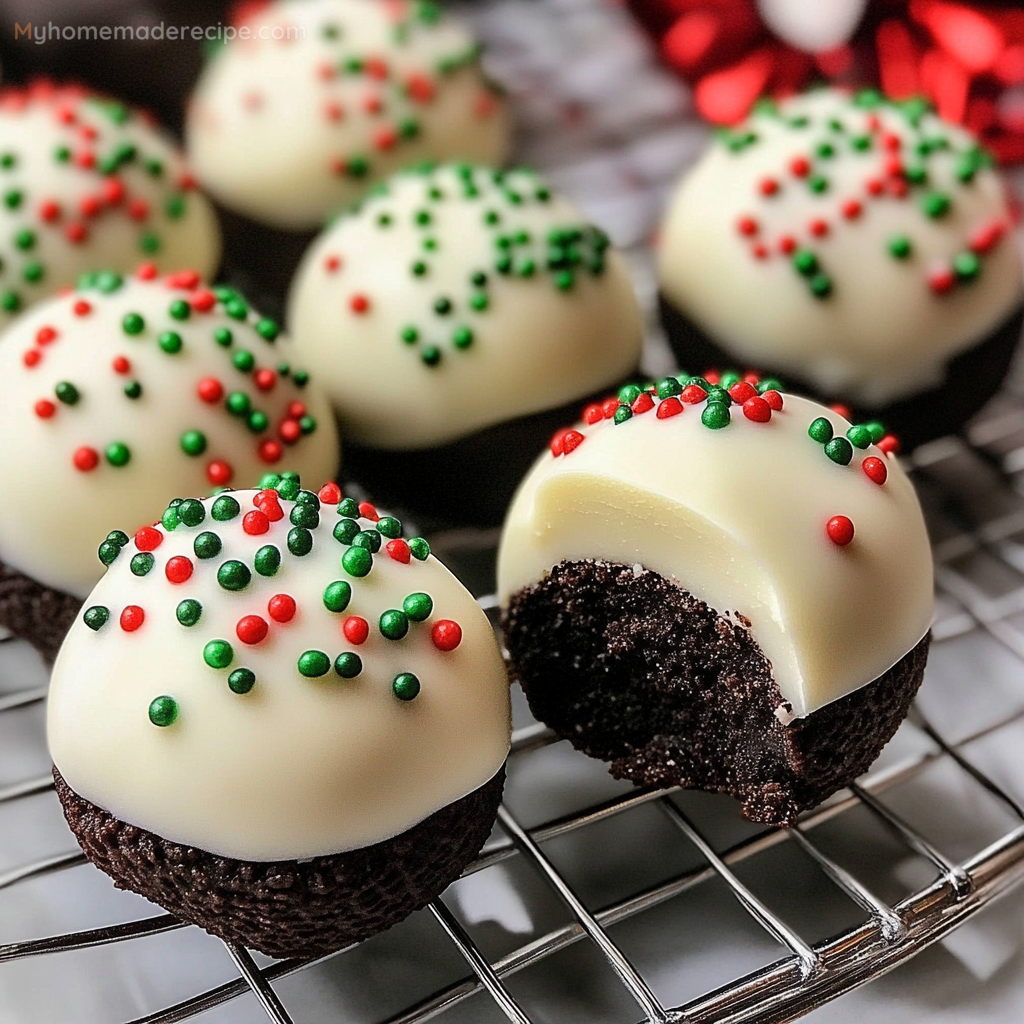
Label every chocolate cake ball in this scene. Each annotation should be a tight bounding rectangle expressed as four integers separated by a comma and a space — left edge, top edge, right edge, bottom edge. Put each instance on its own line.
0, 81, 221, 320
186, 0, 509, 304
49, 477, 511, 958
0, 268, 339, 660
287, 163, 644, 526
658, 89, 1024, 450
499, 375, 934, 825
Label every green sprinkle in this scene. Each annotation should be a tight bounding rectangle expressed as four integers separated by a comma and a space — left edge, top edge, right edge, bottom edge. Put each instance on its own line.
846, 425, 872, 449
228, 669, 256, 694
618, 384, 643, 404
212, 495, 240, 521
851, 134, 872, 152
706, 387, 731, 406
203, 639, 234, 669
4, 189, 22, 208
122, 312, 145, 335
105, 442, 131, 467
124, 381, 142, 399
214, 327, 233, 347
98, 541, 121, 565
168, 299, 190, 321
22, 262, 43, 284
866, 421, 885, 443
224, 298, 249, 321
808, 175, 829, 194
1, 290, 20, 313
613, 404, 632, 425
177, 499, 205, 527
809, 274, 833, 298
290, 503, 320, 529
161, 506, 180, 531
180, 430, 207, 456
334, 518, 361, 545
808, 417, 833, 444
403, 592, 433, 621
380, 609, 410, 640
888, 235, 913, 259
334, 652, 362, 679
255, 318, 279, 342
323, 580, 352, 613
470, 293, 489, 311
233, 349, 255, 372
656, 377, 682, 399
719, 372, 741, 389
83, 606, 109, 631
352, 530, 381, 553
701, 403, 731, 429
14, 228, 34, 250
375, 516, 401, 539
400, 325, 418, 345
218, 560, 251, 591
409, 537, 430, 561
343, 546, 372, 577
338, 497, 359, 517
176, 599, 202, 627
247, 410, 269, 433
555, 270, 574, 291
148, 696, 178, 727
421, 345, 441, 366
921, 192, 951, 219
825, 437, 854, 465
434, 296, 452, 315
278, 477, 300, 501
453, 326, 474, 349
193, 531, 222, 559
816, 142, 835, 159
757, 377, 782, 395
288, 527, 314, 556
793, 250, 818, 276
254, 545, 281, 577
953, 251, 980, 281
298, 650, 331, 677
226, 392, 251, 417
393, 672, 421, 701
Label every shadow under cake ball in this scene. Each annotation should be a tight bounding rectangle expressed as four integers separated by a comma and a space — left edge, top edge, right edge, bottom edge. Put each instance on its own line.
0, 81, 221, 319
657, 88, 1024, 450
287, 163, 644, 526
0, 268, 339, 660
48, 477, 511, 959
499, 377, 933, 825
185, 0, 509, 304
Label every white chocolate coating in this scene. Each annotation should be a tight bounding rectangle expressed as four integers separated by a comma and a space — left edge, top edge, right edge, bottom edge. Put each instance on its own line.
48, 488, 511, 860
186, 0, 509, 230
497, 389, 934, 719
0, 82, 220, 319
287, 164, 644, 448
0, 273, 339, 599
658, 89, 1024, 405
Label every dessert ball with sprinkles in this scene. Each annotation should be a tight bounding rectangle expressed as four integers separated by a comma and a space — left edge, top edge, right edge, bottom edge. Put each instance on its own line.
499, 374, 933, 825
186, 0, 508, 232
0, 81, 221, 320
657, 88, 1024, 449
0, 267, 339, 660
48, 477, 511, 958
288, 163, 643, 525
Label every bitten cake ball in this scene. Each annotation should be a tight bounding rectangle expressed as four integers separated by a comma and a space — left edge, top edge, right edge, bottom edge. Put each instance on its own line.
499, 374, 934, 825
185, 0, 509, 231
0, 81, 221, 318
0, 268, 339, 659
288, 163, 643, 525
49, 477, 511, 958
658, 89, 1024, 449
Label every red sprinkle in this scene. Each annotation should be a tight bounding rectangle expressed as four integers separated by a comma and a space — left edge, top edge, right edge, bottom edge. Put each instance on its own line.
318, 482, 343, 504
207, 460, 233, 486
779, 235, 797, 255
101, 178, 125, 205
23, 350, 41, 367
826, 515, 855, 546
881, 132, 902, 152
279, 419, 301, 444
358, 501, 380, 522
135, 527, 163, 551
287, 401, 306, 419
259, 440, 283, 463
73, 446, 99, 471
862, 456, 888, 485
72, 300, 92, 317
681, 384, 708, 404
631, 393, 654, 416
254, 489, 284, 521
38, 199, 61, 222
343, 616, 370, 645
36, 326, 58, 345
877, 434, 900, 456
267, 594, 297, 624
752, 243, 769, 259
112, 356, 130, 374
136, 263, 159, 280
34, 399, 56, 418
243, 510, 270, 535
830, 403, 852, 420
969, 221, 1005, 254
736, 215, 758, 236
928, 265, 956, 294
841, 199, 862, 219
602, 396, 619, 419
197, 377, 224, 403
582, 403, 603, 425
120, 605, 145, 632
865, 178, 884, 196
762, 390, 784, 411
128, 199, 149, 221
254, 369, 276, 391
324, 254, 342, 273
759, 177, 780, 196
728, 381, 757, 404
789, 156, 811, 177
743, 396, 772, 422
65, 221, 87, 244
166, 270, 201, 290
349, 293, 370, 314
165, 556, 194, 584
80, 195, 101, 218
656, 397, 683, 419
386, 538, 411, 563
431, 620, 463, 652
191, 290, 216, 312
236, 615, 270, 645
705, 370, 720, 385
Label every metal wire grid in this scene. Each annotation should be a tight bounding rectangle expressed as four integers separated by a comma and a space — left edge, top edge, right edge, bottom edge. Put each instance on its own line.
2, 384, 1024, 1023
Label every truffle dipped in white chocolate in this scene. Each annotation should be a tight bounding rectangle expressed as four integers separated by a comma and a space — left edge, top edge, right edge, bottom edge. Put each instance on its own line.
287, 164, 644, 449
658, 89, 1023, 406
186, 0, 509, 231
0, 269, 339, 600
0, 82, 221, 319
498, 376, 933, 720
48, 481, 511, 861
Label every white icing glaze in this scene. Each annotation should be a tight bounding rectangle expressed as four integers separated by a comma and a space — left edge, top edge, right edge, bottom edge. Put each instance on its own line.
497, 389, 934, 718
0, 82, 220, 319
0, 273, 339, 599
48, 487, 511, 860
186, 0, 509, 230
658, 89, 1024, 405
287, 164, 644, 448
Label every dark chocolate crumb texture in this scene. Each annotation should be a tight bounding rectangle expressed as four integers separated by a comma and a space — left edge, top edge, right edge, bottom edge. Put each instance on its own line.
657, 88, 1023, 415
48, 474, 511, 954
498, 373, 934, 824
0, 268, 339, 652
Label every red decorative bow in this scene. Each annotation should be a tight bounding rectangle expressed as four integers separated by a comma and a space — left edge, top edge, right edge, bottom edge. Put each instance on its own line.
628, 0, 1024, 163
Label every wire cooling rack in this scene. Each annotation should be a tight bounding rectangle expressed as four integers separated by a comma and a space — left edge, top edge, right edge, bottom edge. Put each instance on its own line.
4, 382, 1024, 1024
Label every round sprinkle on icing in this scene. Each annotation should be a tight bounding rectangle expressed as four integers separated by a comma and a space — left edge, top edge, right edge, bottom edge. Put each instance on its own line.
83, 605, 109, 631
826, 515, 856, 546
334, 652, 362, 678
176, 598, 203, 627
298, 650, 331, 677
431, 619, 463, 651
392, 672, 421, 701
228, 668, 256, 694
203, 639, 234, 669
148, 695, 178, 727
